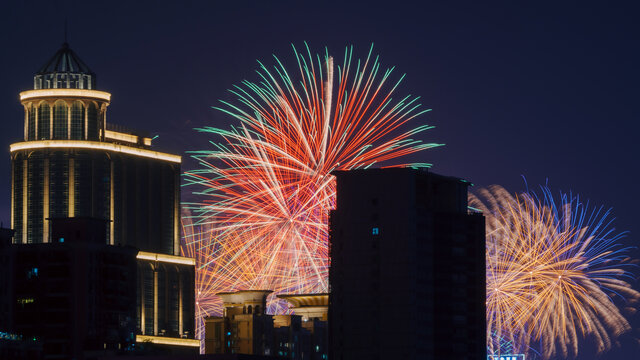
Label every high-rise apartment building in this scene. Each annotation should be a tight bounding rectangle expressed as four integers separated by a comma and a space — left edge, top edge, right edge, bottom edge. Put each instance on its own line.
329, 168, 486, 360
2, 42, 198, 357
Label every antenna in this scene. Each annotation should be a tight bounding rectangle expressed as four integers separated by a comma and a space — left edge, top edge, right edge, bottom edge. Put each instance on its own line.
64, 19, 68, 44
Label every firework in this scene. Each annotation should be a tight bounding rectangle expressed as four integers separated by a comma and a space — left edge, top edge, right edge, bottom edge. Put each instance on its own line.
183, 44, 441, 314
180, 213, 221, 351
472, 185, 639, 359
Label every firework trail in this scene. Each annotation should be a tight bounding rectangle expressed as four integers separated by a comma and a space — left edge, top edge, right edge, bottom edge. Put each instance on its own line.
180, 212, 273, 351
180, 214, 221, 352
471, 185, 639, 359
182, 43, 441, 314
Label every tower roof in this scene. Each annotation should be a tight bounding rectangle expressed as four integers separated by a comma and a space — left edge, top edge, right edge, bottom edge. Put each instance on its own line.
34, 43, 96, 90
36, 42, 94, 76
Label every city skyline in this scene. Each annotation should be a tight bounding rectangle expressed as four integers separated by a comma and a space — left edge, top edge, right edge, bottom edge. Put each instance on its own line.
0, 1, 639, 359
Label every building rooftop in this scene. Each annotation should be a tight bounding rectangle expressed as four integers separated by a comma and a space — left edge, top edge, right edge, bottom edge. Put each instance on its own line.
277, 293, 328, 308
216, 290, 273, 306
36, 42, 94, 76
34, 42, 96, 90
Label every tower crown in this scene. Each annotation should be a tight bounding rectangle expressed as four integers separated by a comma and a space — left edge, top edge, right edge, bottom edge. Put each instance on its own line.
34, 43, 95, 90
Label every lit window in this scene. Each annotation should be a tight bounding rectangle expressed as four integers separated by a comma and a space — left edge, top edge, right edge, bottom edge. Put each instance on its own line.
372, 227, 379, 235
59, 237, 64, 243
17, 298, 34, 306
27, 268, 38, 279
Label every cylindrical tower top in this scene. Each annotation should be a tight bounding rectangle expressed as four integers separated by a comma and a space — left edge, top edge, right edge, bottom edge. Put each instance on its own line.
34, 43, 95, 90
22, 43, 108, 141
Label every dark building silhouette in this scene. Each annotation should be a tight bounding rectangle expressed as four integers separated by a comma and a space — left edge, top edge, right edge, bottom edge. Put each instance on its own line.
329, 168, 486, 360
1, 43, 199, 358
0, 330, 43, 360
0, 227, 16, 340
0, 227, 14, 244
276, 294, 328, 360
1, 218, 137, 358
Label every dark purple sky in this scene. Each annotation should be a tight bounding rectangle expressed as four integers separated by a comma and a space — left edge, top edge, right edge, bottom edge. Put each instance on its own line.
1, 1, 639, 358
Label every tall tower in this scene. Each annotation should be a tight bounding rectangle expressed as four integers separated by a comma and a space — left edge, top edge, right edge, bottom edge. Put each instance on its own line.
8, 42, 197, 351
11, 42, 181, 255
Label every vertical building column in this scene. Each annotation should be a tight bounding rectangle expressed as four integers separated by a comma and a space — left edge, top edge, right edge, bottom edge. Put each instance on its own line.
84, 102, 88, 140
140, 268, 146, 335
69, 158, 75, 217
43, 158, 49, 243
102, 106, 107, 140
179, 272, 184, 336
10, 157, 14, 236
99, 107, 104, 140
154, 268, 159, 335
122, 163, 127, 245
174, 169, 180, 255
34, 106, 38, 140
24, 105, 28, 140
110, 161, 114, 245
67, 102, 71, 139
22, 159, 27, 244
49, 105, 53, 139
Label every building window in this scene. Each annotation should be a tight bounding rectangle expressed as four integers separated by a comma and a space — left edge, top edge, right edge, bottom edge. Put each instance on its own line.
53, 102, 68, 139
70, 102, 84, 139
87, 103, 98, 140
27, 267, 39, 279
37, 103, 50, 140
27, 104, 36, 140
372, 227, 379, 235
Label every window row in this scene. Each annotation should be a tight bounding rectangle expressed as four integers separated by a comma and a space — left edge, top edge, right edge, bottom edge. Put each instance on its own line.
34, 73, 94, 90
25, 101, 100, 141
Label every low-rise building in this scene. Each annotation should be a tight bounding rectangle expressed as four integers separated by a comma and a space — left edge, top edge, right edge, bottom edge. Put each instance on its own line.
204, 291, 328, 360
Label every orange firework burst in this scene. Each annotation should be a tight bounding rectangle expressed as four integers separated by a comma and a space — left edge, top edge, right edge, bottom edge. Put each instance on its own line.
183, 44, 441, 316
180, 214, 220, 350
472, 185, 640, 359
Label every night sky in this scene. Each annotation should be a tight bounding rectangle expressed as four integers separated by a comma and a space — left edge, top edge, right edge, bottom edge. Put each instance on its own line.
1, 1, 639, 358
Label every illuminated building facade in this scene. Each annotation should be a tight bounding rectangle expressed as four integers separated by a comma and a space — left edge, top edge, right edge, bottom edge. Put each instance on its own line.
205, 290, 274, 356
204, 291, 328, 359
134, 252, 196, 342
329, 168, 486, 360
3, 42, 197, 357
12, 45, 180, 252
